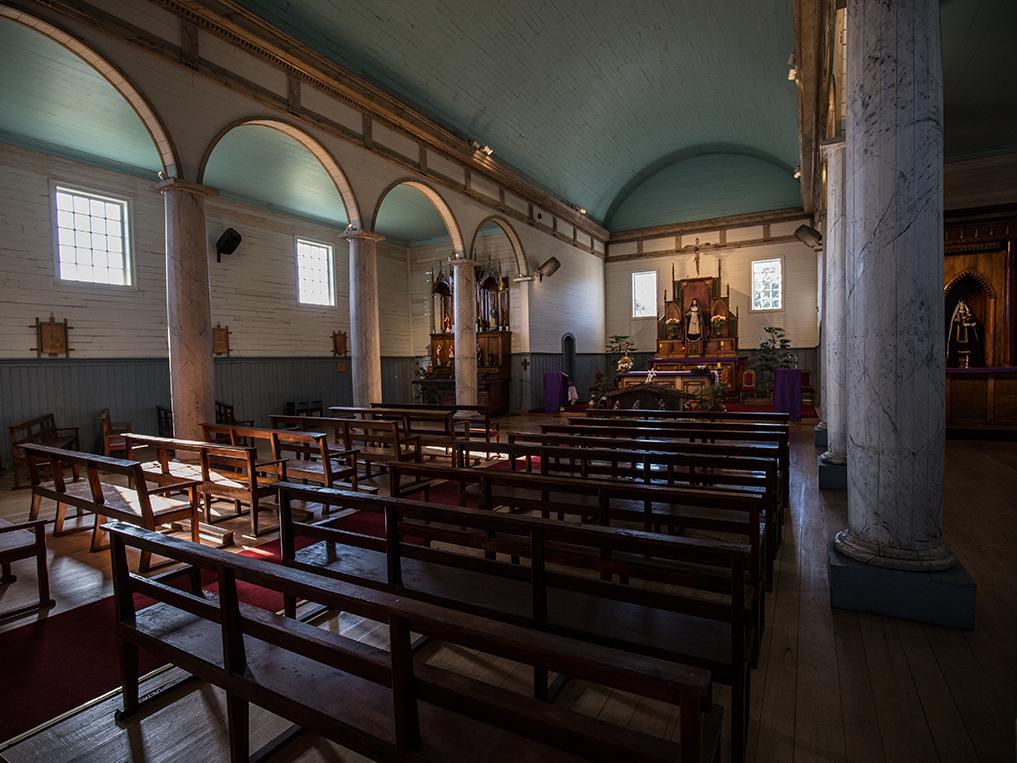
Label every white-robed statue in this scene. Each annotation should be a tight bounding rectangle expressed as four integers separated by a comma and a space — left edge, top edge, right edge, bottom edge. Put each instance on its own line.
685, 298, 704, 342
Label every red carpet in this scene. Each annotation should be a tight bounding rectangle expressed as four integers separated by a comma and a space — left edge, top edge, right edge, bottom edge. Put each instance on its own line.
724, 401, 818, 418
0, 511, 378, 743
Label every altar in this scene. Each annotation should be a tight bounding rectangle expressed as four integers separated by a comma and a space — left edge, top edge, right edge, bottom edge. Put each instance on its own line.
650, 269, 745, 392
617, 369, 715, 395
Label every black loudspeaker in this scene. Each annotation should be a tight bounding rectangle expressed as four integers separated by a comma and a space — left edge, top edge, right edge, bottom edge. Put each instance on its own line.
216, 228, 242, 263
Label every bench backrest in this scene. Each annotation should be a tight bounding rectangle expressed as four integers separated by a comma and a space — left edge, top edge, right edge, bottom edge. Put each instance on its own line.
338, 418, 413, 452
124, 433, 258, 482
156, 406, 174, 437
575, 416, 789, 434
201, 422, 330, 461
214, 400, 240, 424
588, 408, 790, 424
108, 521, 714, 762
8, 413, 59, 446
330, 406, 454, 437
18, 443, 159, 521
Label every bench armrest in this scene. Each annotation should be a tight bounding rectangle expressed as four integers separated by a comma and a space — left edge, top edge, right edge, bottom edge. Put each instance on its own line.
327, 447, 360, 458
255, 458, 287, 468
148, 479, 202, 495
0, 519, 46, 535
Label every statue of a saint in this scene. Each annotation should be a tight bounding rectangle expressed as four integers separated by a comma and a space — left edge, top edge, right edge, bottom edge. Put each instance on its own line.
685, 298, 705, 342
946, 299, 985, 368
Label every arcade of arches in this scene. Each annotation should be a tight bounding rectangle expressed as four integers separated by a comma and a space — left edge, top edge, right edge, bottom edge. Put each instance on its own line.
0, 1, 1014, 761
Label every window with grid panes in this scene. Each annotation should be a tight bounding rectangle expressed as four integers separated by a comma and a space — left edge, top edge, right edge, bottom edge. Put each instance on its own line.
54, 187, 131, 286
296, 238, 335, 306
751, 258, 783, 311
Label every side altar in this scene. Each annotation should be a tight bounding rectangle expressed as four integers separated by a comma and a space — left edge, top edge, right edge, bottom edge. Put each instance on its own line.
620, 269, 745, 393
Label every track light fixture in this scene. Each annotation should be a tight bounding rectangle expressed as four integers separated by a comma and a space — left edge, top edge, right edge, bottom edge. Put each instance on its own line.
793, 166, 802, 179
787, 53, 798, 81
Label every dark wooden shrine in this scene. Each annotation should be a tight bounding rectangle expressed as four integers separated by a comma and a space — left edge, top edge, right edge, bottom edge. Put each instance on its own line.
943, 205, 1017, 433
414, 261, 512, 414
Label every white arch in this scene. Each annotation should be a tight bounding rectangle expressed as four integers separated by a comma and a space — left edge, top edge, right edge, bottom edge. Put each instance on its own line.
197, 117, 362, 228
470, 215, 528, 274
0, 5, 180, 177
372, 178, 466, 255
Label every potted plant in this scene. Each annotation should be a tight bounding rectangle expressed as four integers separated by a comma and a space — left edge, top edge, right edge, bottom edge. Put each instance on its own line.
753, 326, 796, 396
693, 382, 727, 412
607, 335, 637, 373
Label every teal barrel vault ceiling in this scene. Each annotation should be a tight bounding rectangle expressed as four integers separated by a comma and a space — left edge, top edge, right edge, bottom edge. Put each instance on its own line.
0, 17, 162, 175
203, 124, 349, 227
233, 0, 801, 225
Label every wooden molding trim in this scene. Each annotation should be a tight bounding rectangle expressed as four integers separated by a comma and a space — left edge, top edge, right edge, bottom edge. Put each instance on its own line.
608, 207, 808, 243
606, 234, 802, 263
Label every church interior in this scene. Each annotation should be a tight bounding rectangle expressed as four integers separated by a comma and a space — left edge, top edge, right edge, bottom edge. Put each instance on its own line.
0, 0, 1015, 761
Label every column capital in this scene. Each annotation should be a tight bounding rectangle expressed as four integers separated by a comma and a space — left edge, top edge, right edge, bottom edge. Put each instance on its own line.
448, 254, 472, 266
343, 226, 385, 243
819, 137, 846, 158
153, 178, 217, 199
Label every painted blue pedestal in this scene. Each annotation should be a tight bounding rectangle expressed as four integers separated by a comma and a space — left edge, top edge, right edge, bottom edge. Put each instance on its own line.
828, 538, 976, 629
814, 426, 828, 448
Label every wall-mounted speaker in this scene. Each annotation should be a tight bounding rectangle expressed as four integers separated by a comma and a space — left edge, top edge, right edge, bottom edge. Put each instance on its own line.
216, 228, 242, 263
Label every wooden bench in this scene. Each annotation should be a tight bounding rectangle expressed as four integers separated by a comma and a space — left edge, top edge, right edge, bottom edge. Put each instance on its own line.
325, 417, 421, 479
330, 405, 457, 451
451, 438, 783, 573
587, 408, 790, 424
20, 443, 200, 571
0, 517, 54, 621
370, 402, 500, 447
538, 422, 790, 508
99, 408, 131, 458
388, 461, 769, 620
8, 414, 80, 490
123, 433, 270, 547
109, 521, 722, 763
277, 482, 745, 760
200, 423, 361, 534
156, 405, 174, 437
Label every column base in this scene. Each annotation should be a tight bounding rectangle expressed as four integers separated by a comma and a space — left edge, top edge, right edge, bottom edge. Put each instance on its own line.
829, 535, 975, 628
814, 423, 828, 449
817, 452, 846, 490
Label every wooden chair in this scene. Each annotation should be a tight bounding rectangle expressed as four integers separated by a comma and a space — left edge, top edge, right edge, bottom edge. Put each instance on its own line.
0, 517, 54, 621
8, 414, 79, 490
109, 521, 721, 763
801, 370, 816, 407
99, 408, 132, 458
214, 401, 254, 427
740, 369, 757, 401
156, 406, 174, 437
20, 443, 200, 571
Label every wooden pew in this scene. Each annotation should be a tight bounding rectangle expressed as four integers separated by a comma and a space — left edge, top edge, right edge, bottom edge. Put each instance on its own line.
587, 408, 790, 424
0, 517, 54, 621
275, 482, 744, 760
370, 401, 500, 447
109, 521, 723, 763
326, 417, 422, 479
538, 422, 790, 510
387, 461, 769, 613
99, 408, 131, 458
329, 405, 457, 451
200, 423, 360, 533
20, 443, 199, 571
8, 414, 80, 490
450, 439, 783, 572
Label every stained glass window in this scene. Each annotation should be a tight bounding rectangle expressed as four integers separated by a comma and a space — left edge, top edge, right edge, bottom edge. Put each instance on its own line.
54, 187, 131, 286
751, 259, 783, 311
632, 271, 657, 318
297, 239, 335, 306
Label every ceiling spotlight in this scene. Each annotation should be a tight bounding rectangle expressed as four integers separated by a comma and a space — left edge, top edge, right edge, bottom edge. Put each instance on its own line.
794, 224, 823, 249
787, 53, 798, 81
578, 208, 587, 215
792, 166, 802, 179
481, 145, 494, 156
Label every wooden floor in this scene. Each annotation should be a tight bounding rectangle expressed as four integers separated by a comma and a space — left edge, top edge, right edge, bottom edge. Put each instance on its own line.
0, 417, 1014, 762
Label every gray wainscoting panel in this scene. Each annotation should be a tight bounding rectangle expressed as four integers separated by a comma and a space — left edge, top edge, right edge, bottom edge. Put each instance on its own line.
0, 358, 171, 467
0, 355, 424, 468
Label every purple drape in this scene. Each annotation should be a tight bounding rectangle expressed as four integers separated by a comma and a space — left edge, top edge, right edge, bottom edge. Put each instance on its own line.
544, 372, 565, 413
773, 368, 802, 421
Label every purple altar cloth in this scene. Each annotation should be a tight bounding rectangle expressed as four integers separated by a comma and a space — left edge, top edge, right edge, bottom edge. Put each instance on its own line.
773, 368, 802, 421
544, 371, 565, 413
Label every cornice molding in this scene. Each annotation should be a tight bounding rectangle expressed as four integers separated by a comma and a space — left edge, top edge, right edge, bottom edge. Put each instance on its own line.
608, 207, 808, 244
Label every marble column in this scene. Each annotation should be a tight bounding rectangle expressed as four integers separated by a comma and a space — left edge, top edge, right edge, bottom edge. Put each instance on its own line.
346, 230, 384, 407
820, 141, 847, 466
835, 0, 953, 570
157, 179, 215, 442
450, 257, 478, 406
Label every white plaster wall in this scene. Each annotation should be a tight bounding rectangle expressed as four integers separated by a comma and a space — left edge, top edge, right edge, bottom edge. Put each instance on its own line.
605, 238, 819, 353
0, 143, 413, 358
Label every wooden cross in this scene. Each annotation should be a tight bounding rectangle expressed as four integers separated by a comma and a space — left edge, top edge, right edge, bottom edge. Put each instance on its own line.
521, 358, 530, 370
